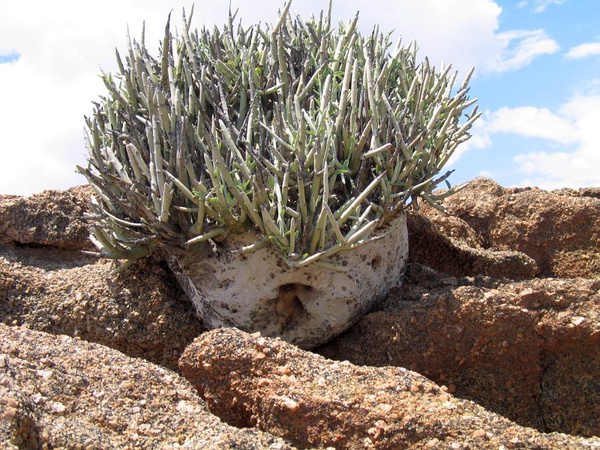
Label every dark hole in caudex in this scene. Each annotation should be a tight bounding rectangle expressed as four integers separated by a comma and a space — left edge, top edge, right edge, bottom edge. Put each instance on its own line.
371, 256, 382, 270
274, 283, 312, 322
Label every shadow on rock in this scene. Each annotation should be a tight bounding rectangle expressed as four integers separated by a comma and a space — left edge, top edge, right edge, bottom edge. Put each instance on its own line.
2, 180, 600, 446
318, 263, 600, 437
180, 327, 599, 449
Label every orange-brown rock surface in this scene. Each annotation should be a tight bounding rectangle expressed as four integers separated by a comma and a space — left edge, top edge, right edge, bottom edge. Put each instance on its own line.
318, 264, 600, 437
0, 324, 292, 449
180, 327, 598, 449
0, 238, 204, 373
1, 178, 599, 448
419, 177, 600, 278
0, 187, 91, 250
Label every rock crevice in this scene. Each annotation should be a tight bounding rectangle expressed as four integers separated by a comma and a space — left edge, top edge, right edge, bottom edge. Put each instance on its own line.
1, 179, 599, 448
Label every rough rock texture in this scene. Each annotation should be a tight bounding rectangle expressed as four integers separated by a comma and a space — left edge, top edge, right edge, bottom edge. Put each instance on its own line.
319, 263, 600, 437
406, 210, 538, 279
0, 245, 204, 372
1, 180, 600, 448
0, 324, 294, 449
423, 177, 600, 278
0, 187, 92, 250
180, 327, 599, 449
0, 188, 204, 372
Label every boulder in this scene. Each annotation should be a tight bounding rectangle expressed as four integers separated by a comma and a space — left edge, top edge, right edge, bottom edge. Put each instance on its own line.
319, 263, 600, 437
0, 243, 204, 372
0, 324, 293, 449
180, 327, 599, 449
406, 211, 538, 279
0, 181, 204, 372
425, 177, 600, 278
0, 187, 92, 250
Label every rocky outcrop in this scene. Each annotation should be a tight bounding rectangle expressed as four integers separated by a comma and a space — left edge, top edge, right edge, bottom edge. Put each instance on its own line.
0, 186, 92, 250
1, 180, 599, 448
0, 324, 293, 449
0, 246, 204, 372
179, 327, 598, 449
406, 210, 538, 279
1, 187, 204, 372
318, 263, 600, 437
422, 177, 600, 278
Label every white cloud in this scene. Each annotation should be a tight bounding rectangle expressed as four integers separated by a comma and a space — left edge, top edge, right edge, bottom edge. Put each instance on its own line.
483, 96, 600, 189
489, 29, 559, 72
345, 0, 503, 76
0, 0, 563, 195
484, 106, 579, 144
565, 42, 600, 59
0, 0, 233, 196
0, 61, 98, 195
518, 0, 565, 13
447, 117, 492, 167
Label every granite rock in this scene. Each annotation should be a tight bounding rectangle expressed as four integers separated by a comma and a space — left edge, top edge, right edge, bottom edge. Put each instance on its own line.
425, 177, 600, 278
0, 324, 294, 449
1, 181, 599, 448
318, 263, 600, 437
0, 187, 92, 250
180, 327, 599, 449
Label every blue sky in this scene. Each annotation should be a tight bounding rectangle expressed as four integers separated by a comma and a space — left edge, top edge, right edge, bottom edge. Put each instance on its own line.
1, 0, 599, 195
462, 0, 600, 188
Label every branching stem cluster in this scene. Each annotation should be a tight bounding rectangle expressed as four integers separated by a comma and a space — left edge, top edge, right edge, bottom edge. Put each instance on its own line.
79, 1, 481, 271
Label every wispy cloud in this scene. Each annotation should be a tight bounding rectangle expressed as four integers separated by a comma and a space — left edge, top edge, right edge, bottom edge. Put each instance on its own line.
518, 0, 565, 13
565, 42, 600, 59
513, 95, 600, 188
490, 29, 559, 72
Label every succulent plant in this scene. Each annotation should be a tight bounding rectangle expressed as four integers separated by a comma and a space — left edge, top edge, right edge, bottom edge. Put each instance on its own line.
78, 1, 481, 273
